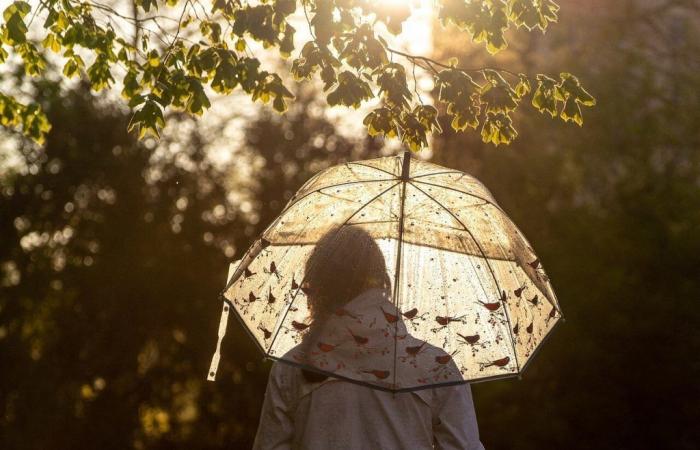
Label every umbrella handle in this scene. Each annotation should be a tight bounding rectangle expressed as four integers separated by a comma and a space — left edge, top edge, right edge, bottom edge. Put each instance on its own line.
208, 297, 231, 381
208, 260, 241, 381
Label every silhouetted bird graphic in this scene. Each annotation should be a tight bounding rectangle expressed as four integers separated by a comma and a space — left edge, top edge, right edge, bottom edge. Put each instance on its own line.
266, 261, 280, 279
291, 320, 310, 331
435, 354, 453, 365
457, 333, 480, 344
362, 369, 390, 379
334, 307, 359, 319
258, 325, 272, 340
402, 308, 419, 319
405, 342, 427, 356
381, 307, 399, 324
478, 300, 501, 311
347, 328, 369, 345
317, 342, 336, 352
481, 357, 510, 369
435, 315, 465, 326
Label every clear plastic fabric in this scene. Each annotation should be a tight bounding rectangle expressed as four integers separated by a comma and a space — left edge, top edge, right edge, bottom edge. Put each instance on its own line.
219, 153, 562, 392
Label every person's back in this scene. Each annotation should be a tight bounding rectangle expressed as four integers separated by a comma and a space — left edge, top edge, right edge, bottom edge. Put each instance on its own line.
253, 361, 485, 450
252, 226, 485, 449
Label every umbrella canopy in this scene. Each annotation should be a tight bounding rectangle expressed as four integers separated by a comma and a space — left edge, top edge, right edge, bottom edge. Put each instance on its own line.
208, 152, 562, 392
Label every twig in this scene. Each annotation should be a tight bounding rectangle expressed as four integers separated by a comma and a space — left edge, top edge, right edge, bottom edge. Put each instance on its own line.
386, 46, 520, 78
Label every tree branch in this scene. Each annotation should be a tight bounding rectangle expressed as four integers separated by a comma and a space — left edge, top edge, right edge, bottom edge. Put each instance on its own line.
386, 47, 520, 78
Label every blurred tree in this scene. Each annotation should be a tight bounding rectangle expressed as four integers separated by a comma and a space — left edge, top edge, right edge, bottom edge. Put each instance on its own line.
236, 86, 381, 230
0, 75, 374, 448
2, 1, 698, 449
0, 76, 254, 449
0, 0, 592, 149
431, 1, 700, 449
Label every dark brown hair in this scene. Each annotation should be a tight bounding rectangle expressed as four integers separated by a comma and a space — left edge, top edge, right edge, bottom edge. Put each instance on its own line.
300, 225, 391, 382
303, 225, 391, 320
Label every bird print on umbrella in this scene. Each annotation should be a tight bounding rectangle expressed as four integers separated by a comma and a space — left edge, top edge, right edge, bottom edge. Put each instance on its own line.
207, 152, 563, 391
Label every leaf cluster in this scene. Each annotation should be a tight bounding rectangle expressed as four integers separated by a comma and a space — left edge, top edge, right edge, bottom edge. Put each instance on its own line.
0, 0, 594, 148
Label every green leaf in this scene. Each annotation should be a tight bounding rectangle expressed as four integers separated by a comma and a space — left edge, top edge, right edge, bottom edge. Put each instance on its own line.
414, 104, 442, 134
560, 96, 582, 126
557, 73, 595, 125
326, 71, 372, 108
62, 59, 78, 78
0, 93, 51, 144
515, 73, 531, 98
272, 95, 287, 112
375, 63, 411, 108
531, 74, 559, 117
41, 33, 61, 53
87, 54, 115, 91
17, 43, 46, 76
136, 0, 159, 13
185, 80, 211, 115
4, 7, 29, 45
128, 99, 165, 139
128, 94, 146, 108
147, 50, 160, 68
436, 68, 482, 131
480, 69, 519, 113
508, 0, 559, 31
363, 107, 397, 138
481, 111, 517, 146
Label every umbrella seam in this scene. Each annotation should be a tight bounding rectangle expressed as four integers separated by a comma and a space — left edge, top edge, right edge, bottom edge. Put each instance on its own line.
410, 170, 464, 179
347, 161, 399, 178
412, 179, 504, 214
278, 178, 395, 217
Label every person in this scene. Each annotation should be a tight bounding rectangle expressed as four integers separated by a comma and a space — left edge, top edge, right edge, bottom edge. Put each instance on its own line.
253, 226, 485, 450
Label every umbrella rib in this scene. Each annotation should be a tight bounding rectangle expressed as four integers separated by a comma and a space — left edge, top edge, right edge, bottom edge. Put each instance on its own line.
409, 170, 463, 179
278, 178, 394, 216
315, 191, 400, 222
316, 190, 368, 206
222, 179, 354, 294
481, 212, 557, 310
266, 181, 401, 354
412, 180, 506, 214
347, 161, 399, 178
421, 179, 559, 311
409, 182, 521, 373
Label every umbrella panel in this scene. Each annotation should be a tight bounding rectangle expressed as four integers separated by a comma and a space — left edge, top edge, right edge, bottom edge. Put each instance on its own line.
215, 154, 562, 391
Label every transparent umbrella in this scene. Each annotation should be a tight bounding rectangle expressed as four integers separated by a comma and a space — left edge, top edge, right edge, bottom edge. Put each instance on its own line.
208, 152, 562, 392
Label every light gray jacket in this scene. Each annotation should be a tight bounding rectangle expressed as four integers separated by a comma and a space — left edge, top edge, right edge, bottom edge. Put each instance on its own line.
252, 361, 486, 450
